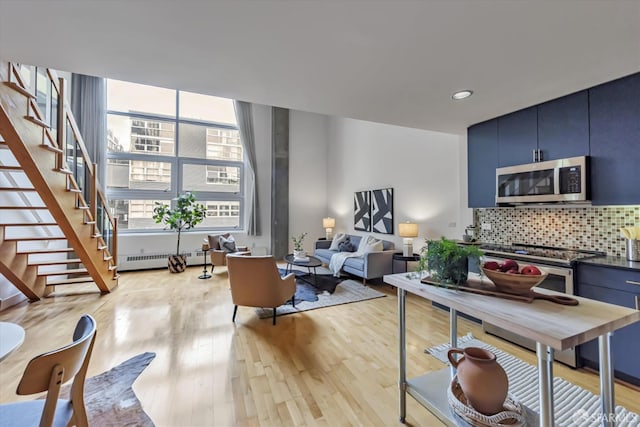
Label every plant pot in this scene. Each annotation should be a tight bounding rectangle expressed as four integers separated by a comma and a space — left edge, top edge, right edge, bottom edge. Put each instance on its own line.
428, 253, 469, 285
168, 255, 187, 273
293, 250, 307, 259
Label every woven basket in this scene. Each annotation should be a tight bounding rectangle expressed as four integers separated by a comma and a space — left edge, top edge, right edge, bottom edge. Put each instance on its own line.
447, 375, 527, 427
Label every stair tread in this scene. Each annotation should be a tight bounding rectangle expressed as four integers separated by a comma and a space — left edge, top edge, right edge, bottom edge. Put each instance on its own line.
46, 276, 94, 286
38, 267, 88, 276
4, 236, 66, 241
0, 186, 36, 191
24, 115, 50, 128
40, 144, 63, 153
18, 248, 74, 254
0, 206, 48, 210
3, 81, 36, 99
0, 165, 22, 171
29, 258, 82, 266
4, 222, 58, 226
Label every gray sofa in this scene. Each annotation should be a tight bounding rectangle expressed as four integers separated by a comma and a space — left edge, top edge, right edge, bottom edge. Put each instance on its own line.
314, 234, 395, 282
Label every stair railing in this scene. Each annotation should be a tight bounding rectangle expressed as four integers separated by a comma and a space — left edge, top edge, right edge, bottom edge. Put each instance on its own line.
9, 62, 118, 274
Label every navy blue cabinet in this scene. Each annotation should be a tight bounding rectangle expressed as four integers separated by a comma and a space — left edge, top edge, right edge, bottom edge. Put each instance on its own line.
589, 73, 640, 205
577, 264, 640, 386
537, 90, 590, 161
467, 119, 498, 208
497, 107, 538, 167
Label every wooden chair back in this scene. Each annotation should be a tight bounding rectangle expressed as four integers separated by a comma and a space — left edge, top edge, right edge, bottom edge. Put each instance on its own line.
16, 315, 97, 427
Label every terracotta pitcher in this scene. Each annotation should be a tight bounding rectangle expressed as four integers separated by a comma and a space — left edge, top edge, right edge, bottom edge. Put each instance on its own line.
447, 347, 509, 415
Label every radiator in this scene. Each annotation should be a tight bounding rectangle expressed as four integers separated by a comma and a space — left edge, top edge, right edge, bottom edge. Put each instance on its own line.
118, 250, 207, 271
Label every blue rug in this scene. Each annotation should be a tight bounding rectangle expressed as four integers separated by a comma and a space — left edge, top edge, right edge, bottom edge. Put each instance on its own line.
278, 268, 343, 302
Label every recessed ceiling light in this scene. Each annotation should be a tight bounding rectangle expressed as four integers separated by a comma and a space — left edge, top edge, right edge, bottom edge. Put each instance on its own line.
452, 90, 473, 100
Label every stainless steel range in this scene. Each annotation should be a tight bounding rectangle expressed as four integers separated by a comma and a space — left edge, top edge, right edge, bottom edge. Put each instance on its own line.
477, 243, 604, 367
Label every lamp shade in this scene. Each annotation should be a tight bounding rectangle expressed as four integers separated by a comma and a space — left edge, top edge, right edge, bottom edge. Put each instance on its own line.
322, 217, 336, 229
398, 222, 418, 238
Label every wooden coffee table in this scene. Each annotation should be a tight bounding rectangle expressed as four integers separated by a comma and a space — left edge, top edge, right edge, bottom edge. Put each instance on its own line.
284, 254, 322, 285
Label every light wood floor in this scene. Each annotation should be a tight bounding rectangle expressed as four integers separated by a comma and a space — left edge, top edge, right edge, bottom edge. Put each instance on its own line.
0, 266, 638, 426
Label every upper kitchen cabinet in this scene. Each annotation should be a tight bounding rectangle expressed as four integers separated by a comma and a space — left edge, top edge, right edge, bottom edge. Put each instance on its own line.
537, 90, 589, 161
497, 93, 590, 168
497, 106, 537, 167
468, 119, 498, 208
589, 73, 640, 205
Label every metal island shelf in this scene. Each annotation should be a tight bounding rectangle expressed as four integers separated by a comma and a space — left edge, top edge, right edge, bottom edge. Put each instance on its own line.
383, 272, 640, 427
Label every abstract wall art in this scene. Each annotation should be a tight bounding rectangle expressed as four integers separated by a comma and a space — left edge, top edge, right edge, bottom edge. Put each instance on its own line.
354, 190, 371, 231
371, 188, 394, 234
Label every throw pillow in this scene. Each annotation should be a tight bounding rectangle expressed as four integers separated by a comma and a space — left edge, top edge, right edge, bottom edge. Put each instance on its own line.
364, 238, 384, 253
338, 239, 356, 252
219, 235, 236, 253
357, 235, 383, 254
329, 233, 348, 251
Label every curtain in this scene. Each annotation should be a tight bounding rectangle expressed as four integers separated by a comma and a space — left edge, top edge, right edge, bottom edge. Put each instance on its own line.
234, 101, 260, 236
70, 74, 107, 187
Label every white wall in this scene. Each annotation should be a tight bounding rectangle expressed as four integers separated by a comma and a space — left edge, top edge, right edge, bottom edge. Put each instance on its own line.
117, 107, 471, 268
289, 110, 329, 254
326, 116, 470, 252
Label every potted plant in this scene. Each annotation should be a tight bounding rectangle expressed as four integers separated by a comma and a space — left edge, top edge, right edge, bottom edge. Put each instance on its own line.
417, 237, 483, 285
291, 232, 308, 258
152, 192, 207, 273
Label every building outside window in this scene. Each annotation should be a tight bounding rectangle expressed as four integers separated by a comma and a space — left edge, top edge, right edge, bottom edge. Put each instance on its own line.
106, 80, 244, 231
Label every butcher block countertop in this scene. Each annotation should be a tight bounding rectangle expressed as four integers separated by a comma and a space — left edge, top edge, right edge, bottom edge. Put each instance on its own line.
384, 272, 640, 351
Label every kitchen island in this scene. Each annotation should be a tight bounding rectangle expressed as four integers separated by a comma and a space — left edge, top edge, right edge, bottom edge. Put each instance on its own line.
384, 272, 640, 427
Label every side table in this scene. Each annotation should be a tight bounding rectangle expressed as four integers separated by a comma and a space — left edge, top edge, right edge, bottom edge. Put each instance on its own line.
0, 322, 25, 361
392, 253, 420, 274
199, 247, 211, 279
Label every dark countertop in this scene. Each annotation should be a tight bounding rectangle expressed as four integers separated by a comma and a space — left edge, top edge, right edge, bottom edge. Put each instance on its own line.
578, 255, 640, 272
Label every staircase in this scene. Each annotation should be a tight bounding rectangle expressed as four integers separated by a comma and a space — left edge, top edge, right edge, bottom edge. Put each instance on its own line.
0, 61, 118, 301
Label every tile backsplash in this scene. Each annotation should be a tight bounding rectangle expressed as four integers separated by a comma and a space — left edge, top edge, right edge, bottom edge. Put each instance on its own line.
474, 206, 640, 257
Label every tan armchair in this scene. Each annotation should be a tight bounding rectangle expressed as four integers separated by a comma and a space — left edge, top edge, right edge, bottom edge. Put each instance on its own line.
207, 233, 251, 272
226, 255, 296, 325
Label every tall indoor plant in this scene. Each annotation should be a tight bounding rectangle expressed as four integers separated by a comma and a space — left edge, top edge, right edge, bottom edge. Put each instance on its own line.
417, 237, 483, 285
153, 192, 207, 273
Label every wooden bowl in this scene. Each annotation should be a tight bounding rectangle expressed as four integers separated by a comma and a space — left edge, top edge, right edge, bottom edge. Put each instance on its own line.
481, 267, 548, 295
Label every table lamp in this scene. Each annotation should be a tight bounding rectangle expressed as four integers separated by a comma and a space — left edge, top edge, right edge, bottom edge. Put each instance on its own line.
398, 222, 419, 256
322, 217, 335, 240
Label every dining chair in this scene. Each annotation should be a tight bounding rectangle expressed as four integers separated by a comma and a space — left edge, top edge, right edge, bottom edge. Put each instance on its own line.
0, 314, 97, 427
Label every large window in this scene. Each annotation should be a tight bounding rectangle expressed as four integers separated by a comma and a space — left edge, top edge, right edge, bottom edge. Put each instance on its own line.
106, 81, 243, 231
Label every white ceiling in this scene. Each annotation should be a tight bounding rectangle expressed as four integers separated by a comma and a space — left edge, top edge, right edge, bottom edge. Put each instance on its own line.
1, 1, 639, 134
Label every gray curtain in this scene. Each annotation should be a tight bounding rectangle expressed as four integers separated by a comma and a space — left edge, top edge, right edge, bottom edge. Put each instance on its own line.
234, 100, 260, 236
71, 74, 107, 187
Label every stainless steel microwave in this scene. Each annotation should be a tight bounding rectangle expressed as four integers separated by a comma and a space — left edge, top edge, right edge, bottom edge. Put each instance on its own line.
496, 156, 589, 204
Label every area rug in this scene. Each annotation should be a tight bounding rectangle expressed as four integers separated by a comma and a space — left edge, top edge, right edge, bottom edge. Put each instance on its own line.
426, 334, 640, 426
52, 352, 156, 426
278, 267, 343, 294
255, 279, 386, 319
